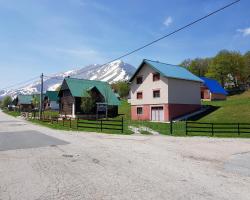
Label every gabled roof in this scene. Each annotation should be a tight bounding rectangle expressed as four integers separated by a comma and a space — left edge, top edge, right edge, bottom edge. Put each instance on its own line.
62, 78, 120, 106
45, 91, 59, 101
130, 59, 203, 83
17, 95, 33, 104
200, 77, 228, 95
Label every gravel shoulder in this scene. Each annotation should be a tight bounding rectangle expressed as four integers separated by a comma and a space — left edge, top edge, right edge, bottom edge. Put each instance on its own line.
1, 111, 250, 200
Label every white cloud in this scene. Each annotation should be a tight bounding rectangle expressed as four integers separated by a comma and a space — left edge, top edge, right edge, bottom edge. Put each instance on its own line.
237, 27, 250, 36
163, 16, 173, 27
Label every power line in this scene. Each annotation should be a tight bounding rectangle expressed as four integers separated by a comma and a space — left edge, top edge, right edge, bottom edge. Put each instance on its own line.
0, 0, 240, 90
74, 0, 240, 76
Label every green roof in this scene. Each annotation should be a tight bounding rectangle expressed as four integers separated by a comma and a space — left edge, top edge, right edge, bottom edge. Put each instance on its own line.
64, 78, 120, 106
17, 95, 33, 104
45, 91, 59, 101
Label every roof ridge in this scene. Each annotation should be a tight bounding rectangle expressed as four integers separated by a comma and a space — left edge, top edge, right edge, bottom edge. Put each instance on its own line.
65, 77, 108, 84
144, 59, 183, 68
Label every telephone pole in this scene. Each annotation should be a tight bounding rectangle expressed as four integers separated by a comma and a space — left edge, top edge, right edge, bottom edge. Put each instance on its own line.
39, 73, 43, 120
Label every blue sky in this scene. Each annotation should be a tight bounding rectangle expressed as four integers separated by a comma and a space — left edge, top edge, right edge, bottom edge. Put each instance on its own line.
0, 0, 250, 89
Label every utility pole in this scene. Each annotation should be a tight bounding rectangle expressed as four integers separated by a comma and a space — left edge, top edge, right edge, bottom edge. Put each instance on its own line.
39, 73, 43, 120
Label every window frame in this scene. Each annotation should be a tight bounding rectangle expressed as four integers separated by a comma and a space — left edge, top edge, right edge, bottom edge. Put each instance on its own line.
136, 76, 143, 84
136, 92, 143, 99
153, 90, 160, 98
136, 107, 143, 115
153, 73, 160, 82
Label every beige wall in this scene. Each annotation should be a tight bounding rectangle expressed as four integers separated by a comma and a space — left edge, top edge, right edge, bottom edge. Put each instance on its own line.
168, 78, 201, 105
130, 64, 201, 106
130, 64, 169, 106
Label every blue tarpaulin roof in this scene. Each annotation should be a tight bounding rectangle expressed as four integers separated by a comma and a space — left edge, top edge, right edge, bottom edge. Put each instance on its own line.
200, 77, 228, 95
130, 59, 203, 83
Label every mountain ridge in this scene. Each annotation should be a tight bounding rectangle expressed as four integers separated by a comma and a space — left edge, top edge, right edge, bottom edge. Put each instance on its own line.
0, 60, 136, 99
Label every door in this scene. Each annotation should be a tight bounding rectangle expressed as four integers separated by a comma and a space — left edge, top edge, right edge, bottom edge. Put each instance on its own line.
151, 107, 164, 122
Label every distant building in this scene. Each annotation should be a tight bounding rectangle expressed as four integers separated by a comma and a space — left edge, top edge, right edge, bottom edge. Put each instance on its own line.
58, 78, 120, 118
129, 59, 203, 122
200, 77, 228, 101
15, 94, 34, 112
44, 91, 59, 110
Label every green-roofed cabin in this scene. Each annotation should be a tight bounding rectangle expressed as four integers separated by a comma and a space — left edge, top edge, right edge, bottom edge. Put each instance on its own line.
15, 94, 34, 112
58, 78, 120, 118
44, 91, 59, 110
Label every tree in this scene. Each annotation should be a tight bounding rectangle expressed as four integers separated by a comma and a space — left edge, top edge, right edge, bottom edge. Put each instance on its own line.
111, 81, 130, 98
180, 58, 211, 77
243, 51, 250, 83
2, 96, 12, 108
81, 91, 96, 114
32, 95, 40, 109
206, 50, 245, 87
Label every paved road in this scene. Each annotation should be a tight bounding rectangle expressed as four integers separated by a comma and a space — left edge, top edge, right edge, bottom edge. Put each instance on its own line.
0, 111, 250, 200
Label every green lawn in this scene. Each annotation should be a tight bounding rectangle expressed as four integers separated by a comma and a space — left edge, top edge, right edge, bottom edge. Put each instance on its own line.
2, 109, 20, 117
199, 90, 250, 123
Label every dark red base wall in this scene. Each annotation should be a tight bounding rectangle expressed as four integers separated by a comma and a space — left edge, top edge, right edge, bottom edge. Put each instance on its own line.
131, 104, 201, 122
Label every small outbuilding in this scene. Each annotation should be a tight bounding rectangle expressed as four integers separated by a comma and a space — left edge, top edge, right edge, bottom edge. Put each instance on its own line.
129, 59, 203, 122
200, 77, 228, 101
44, 91, 59, 110
58, 78, 120, 118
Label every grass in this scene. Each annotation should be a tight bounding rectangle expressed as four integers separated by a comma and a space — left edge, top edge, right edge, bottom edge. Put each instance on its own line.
199, 90, 250, 123
2, 109, 20, 117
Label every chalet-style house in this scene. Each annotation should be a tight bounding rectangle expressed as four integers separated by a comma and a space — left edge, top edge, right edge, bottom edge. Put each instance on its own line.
14, 94, 34, 112
129, 59, 203, 122
44, 91, 59, 110
200, 77, 228, 101
58, 78, 120, 118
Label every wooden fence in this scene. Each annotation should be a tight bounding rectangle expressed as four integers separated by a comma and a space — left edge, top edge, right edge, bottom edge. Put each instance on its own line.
185, 121, 250, 136
38, 115, 124, 133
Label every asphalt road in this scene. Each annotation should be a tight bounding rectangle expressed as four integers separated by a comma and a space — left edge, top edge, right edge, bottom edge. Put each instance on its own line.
0, 111, 250, 200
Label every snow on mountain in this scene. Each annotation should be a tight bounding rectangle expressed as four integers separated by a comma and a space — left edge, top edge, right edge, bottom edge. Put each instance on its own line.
0, 60, 136, 99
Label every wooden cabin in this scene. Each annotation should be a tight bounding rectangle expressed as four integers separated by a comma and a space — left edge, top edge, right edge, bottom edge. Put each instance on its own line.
44, 91, 59, 110
58, 78, 120, 118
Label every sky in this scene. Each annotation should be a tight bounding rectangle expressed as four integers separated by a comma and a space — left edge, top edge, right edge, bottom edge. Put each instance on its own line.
0, 0, 250, 89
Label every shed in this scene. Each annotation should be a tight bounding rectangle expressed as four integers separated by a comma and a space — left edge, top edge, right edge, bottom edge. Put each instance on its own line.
200, 77, 228, 101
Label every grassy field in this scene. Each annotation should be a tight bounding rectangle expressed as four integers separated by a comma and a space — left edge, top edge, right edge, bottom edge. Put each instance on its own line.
2, 109, 20, 117
199, 90, 250, 123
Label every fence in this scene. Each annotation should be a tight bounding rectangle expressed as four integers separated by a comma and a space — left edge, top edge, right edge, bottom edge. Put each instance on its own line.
77, 118, 124, 133
185, 121, 250, 136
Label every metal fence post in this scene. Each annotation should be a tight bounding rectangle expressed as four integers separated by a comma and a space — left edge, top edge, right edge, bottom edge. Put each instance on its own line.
121, 117, 124, 133
100, 119, 102, 132
70, 118, 72, 128
238, 123, 240, 136
62, 118, 64, 126
170, 120, 173, 135
185, 121, 188, 136
211, 123, 214, 136
77, 118, 79, 130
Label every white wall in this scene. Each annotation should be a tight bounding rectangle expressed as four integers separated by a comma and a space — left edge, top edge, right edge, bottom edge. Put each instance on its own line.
168, 78, 201, 105
130, 64, 168, 106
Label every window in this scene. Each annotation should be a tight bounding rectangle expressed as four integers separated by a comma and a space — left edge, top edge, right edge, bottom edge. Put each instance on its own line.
136, 76, 143, 84
153, 90, 160, 98
137, 92, 143, 99
153, 73, 160, 81
137, 107, 143, 115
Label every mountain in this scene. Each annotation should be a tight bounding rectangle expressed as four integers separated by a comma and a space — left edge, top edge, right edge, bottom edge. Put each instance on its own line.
0, 60, 136, 99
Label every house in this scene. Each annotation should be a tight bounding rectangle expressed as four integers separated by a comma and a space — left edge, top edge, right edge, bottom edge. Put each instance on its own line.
200, 77, 228, 100
44, 91, 59, 110
15, 94, 34, 112
58, 77, 120, 118
129, 59, 203, 122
